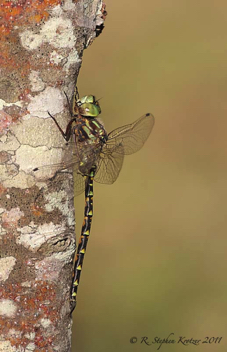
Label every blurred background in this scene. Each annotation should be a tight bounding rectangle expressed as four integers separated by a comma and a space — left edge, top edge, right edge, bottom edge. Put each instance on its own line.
72, 1, 227, 351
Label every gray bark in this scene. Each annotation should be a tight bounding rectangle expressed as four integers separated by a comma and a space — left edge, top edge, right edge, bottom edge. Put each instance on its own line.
0, 1, 106, 351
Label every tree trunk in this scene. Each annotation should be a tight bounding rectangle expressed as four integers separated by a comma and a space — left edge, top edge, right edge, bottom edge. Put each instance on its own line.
0, 1, 106, 351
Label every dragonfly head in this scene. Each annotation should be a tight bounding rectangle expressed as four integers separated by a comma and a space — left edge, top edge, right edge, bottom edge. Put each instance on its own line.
73, 95, 101, 117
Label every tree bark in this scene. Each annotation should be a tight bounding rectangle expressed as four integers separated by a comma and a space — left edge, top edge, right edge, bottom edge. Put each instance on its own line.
0, 1, 106, 351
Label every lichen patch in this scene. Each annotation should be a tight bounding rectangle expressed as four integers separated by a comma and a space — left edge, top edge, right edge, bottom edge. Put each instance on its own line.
2, 208, 24, 229
2, 171, 34, 190
44, 190, 74, 226
63, 48, 80, 72
11, 115, 65, 148
15, 144, 65, 179
49, 50, 64, 65
35, 256, 64, 281
0, 257, 16, 282
0, 132, 20, 152
0, 299, 17, 318
0, 340, 17, 352
20, 17, 76, 51
25, 342, 36, 351
27, 87, 64, 118
40, 318, 51, 328
0, 99, 23, 110
29, 71, 46, 93
17, 222, 66, 252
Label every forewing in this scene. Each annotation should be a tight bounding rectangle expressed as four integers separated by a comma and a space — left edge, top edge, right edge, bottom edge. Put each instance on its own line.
32, 144, 81, 181
94, 143, 124, 184
107, 113, 155, 155
73, 171, 86, 196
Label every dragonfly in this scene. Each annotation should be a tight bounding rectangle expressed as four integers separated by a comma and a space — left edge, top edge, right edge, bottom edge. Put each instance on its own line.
34, 88, 155, 313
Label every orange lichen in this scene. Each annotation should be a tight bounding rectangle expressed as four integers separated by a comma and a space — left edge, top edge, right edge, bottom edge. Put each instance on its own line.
0, 184, 7, 196
31, 204, 45, 217
4, 104, 28, 123
0, 110, 13, 133
18, 88, 32, 102
0, 281, 60, 349
0, 51, 17, 69
0, 0, 62, 32
0, 0, 62, 68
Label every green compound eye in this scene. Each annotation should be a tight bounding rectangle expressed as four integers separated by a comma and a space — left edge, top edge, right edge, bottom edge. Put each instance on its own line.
76, 95, 101, 117
80, 95, 95, 104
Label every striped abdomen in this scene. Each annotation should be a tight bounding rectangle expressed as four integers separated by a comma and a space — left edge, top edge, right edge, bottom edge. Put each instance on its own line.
70, 166, 96, 311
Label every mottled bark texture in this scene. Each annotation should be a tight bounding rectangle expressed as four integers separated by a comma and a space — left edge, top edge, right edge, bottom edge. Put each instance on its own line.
0, 1, 106, 351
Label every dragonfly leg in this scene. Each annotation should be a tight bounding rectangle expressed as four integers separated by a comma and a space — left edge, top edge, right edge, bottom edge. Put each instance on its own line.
48, 111, 77, 142
64, 91, 73, 117
74, 86, 80, 101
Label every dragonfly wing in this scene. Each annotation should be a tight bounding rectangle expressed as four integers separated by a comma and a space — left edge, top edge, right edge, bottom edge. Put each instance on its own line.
32, 137, 98, 181
67, 138, 103, 176
107, 113, 155, 155
32, 148, 81, 181
73, 171, 86, 196
94, 143, 124, 184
